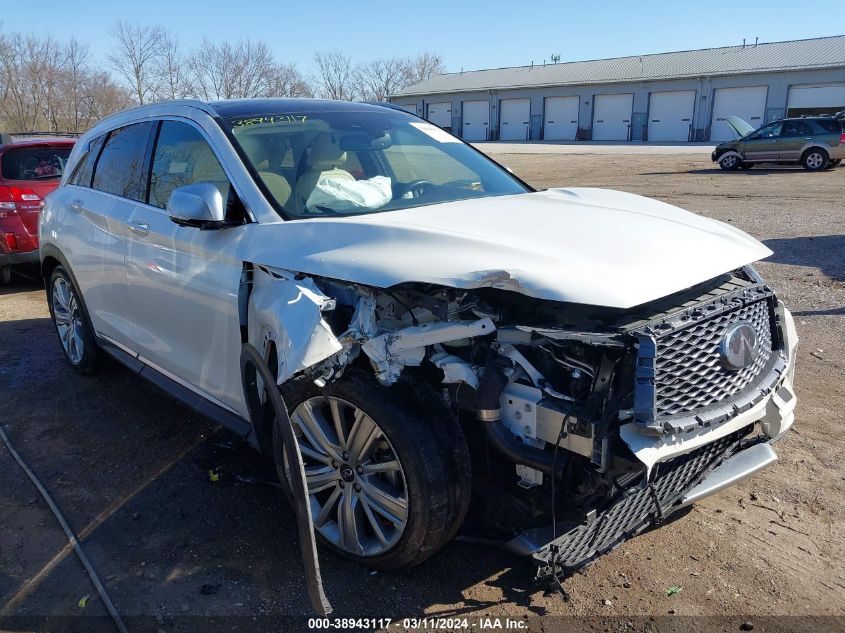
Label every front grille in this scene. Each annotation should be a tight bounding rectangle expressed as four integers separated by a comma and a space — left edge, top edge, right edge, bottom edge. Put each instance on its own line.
655, 298, 773, 418
534, 426, 750, 575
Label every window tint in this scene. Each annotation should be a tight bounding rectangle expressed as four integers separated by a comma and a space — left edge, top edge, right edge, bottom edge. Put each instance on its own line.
92, 123, 152, 200
816, 118, 843, 134
69, 134, 106, 187
781, 121, 813, 137
148, 121, 231, 209
754, 123, 782, 139
1, 145, 73, 181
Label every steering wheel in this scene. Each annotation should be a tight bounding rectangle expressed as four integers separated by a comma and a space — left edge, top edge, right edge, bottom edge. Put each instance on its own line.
395, 179, 435, 199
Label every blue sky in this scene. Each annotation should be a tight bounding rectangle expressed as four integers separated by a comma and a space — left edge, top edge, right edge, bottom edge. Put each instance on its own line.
2, 0, 841, 75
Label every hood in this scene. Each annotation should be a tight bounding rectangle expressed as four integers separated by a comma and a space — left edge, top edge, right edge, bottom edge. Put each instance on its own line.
725, 116, 756, 139
239, 188, 771, 309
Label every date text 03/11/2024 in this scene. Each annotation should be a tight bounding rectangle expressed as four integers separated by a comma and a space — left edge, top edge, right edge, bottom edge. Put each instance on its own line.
307, 617, 529, 629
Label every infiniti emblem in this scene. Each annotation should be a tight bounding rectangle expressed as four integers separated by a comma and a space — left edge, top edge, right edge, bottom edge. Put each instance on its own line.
719, 321, 759, 371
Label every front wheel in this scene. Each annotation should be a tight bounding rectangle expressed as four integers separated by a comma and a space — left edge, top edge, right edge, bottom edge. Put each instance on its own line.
47, 266, 101, 374
803, 148, 829, 171
719, 154, 741, 171
277, 368, 471, 570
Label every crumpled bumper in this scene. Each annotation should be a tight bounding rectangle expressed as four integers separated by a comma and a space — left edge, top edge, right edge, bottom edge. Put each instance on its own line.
517, 303, 798, 578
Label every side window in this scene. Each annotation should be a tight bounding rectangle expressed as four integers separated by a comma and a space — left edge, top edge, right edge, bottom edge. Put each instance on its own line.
754, 123, 782, 139
148, 121, 231, 209
91, 123, 153, 200
69, 134, 106, 187
782, 121, 813, 137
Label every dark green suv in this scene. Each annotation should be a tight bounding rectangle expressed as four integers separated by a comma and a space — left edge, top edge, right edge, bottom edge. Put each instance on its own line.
712, 114, 845, 171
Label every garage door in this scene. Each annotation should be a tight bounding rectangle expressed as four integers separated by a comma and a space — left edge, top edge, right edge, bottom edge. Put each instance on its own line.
543, 96, 579, 140
399, 104, 417, 115
462, 100, 489, 141
499, 99, 530, 141
648, 90, 695, 142
592, 94, 633, 141
426, 102, 452, 129
787, 84, 845, 117
710, 86, 767, 142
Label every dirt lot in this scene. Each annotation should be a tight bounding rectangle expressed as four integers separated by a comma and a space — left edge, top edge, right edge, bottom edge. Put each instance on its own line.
1, 152, 843, 632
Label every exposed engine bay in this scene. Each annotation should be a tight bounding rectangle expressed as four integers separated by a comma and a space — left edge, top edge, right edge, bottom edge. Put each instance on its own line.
245, 263, 797, 578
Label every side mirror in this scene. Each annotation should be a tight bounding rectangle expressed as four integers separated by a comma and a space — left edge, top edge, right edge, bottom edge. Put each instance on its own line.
166, 183, 226, 228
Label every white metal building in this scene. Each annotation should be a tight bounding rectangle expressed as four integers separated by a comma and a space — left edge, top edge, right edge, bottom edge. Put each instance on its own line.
390, 36, 845, 142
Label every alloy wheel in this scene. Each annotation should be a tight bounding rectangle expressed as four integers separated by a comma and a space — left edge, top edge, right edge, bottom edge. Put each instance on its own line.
806, 152, 824, 169
286, 396, 409, 557
52, 277, 84, 365
721, 155, 737, 169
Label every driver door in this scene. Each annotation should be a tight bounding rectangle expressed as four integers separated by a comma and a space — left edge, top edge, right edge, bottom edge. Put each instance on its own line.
124, 119, 248, 412
743, 122, 783, 161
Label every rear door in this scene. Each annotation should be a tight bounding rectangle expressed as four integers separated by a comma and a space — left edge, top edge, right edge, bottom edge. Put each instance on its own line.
56, 123, 154, 347
124, 118, 247, 411
779, 120, 814, 161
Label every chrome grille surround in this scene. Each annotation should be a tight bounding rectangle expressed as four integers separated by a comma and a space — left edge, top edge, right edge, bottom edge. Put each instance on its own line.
633, 282, 785, 434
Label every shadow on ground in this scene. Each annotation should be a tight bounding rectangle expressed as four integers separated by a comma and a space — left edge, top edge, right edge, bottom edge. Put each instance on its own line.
0, 314, 552, 631
763, 235, 845, 283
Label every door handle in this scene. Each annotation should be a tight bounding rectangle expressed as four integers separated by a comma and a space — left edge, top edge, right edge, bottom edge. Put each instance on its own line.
127, 220, 149, 237
69, 199, 83, 212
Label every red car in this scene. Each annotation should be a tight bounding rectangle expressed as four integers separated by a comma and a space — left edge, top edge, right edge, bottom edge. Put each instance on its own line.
0, 136, 76, 283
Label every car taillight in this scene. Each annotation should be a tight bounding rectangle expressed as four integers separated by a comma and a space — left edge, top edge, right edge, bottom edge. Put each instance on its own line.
840, 132, 845, 145
0, 186, 42, 216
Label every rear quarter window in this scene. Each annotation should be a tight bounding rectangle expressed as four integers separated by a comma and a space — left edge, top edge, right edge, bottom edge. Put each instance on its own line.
69, 134, 107, 187
816, 119, 843, 134
1, 145, 73, 180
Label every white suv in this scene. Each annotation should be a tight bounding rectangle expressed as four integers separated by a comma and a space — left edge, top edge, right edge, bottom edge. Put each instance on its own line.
41, 99, 798, 577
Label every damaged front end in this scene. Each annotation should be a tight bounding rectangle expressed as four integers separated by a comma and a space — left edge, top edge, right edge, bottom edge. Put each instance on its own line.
244, 262, 797, 581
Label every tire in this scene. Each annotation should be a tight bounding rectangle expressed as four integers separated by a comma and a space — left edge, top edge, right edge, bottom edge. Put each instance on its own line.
718, 154, 741, 171
802, 148, 829, 171
47, 266, 101, 374
826, 159, 841, 169
0, 266, 10, 285
738, 161, 755, 170
276, 367, 471, 570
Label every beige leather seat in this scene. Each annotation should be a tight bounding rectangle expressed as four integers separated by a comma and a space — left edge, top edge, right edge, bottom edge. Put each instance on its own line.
235, 133, 291, 207
294, 133, 355, 212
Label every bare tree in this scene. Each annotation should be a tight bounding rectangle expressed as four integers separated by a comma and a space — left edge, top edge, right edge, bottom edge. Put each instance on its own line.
313, 50, 357, 101
268, 62, 313, 98
402, 52, 446, 87
156, 30, 192, 100
188, 38, 278, 100
108, 20, 165, 104
356, 57, 407, 102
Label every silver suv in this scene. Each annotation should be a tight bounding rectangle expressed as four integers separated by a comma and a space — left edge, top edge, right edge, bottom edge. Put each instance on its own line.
42, 99, 798, 579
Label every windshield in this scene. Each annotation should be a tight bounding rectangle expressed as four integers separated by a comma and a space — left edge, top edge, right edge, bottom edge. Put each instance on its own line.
223, 108, 529, 218
1, 145, 72, 180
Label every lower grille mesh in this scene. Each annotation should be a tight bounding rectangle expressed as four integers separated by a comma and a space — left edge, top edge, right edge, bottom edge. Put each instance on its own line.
534, 428, 749, 573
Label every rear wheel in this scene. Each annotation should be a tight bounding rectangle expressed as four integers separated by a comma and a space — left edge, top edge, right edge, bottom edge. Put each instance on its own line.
803, 148, 829, 171
47, 266, 101, 374
719, 154, 741, 171
0, 266, 10, 285
276, 367, 471, 570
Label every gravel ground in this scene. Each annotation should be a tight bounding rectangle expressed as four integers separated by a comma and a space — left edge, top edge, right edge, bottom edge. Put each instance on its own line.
0, 152, 843, 632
